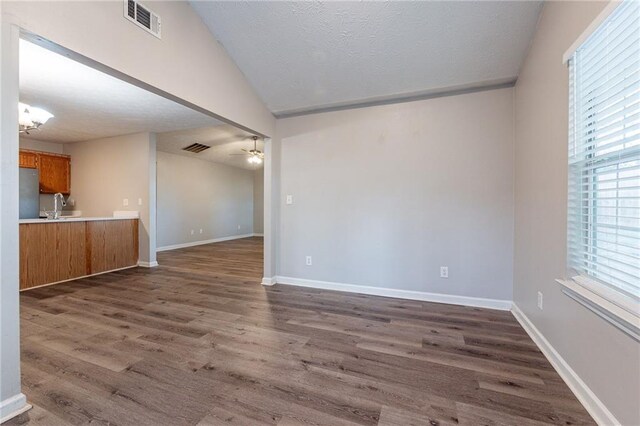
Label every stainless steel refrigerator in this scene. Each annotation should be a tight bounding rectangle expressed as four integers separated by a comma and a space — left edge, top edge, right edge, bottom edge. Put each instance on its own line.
19, 167, 40, 219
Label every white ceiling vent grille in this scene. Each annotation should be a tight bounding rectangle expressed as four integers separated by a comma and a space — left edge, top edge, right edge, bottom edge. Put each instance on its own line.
124, 0, 161, 39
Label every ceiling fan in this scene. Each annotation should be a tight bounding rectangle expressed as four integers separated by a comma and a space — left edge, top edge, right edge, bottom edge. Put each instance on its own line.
230, 136, 264, 164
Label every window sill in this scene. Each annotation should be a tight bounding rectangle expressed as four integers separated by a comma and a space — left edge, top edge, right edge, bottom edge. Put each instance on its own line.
557, 278, 640, 342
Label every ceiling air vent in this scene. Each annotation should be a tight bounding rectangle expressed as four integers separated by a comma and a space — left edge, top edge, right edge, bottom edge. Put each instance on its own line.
124, 0, 161, 39
182, 143, 211, 154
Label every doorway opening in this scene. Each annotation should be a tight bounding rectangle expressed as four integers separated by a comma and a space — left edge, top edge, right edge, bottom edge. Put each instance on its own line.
155, 126, 265, 280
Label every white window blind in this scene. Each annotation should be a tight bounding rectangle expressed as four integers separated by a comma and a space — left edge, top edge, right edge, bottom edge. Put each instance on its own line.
567, 0, 640, 302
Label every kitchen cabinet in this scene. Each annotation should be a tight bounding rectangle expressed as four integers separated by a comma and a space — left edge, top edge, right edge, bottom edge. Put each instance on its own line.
19, 218, 139, 290
38, 153, 71, 194
19, 150, 38, 169
18, 150, 71, 195
19, 149, 72, 194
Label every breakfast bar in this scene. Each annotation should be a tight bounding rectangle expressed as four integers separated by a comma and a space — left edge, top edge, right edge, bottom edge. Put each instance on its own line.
19, 217, 139, 290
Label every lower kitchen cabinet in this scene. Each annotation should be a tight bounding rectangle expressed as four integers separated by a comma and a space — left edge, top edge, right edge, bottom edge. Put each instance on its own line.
19, 219, 139, 290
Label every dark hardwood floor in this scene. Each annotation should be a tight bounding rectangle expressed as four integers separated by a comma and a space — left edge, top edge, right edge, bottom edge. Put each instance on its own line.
8, 237, 594, 425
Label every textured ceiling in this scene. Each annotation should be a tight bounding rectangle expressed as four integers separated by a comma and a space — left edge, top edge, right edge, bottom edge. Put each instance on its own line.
19, 39, 224, 143
156, 125, 264, 170
191, 1, 543, 116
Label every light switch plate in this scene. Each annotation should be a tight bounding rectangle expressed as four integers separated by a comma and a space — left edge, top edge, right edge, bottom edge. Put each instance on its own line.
286, 195, 293, 205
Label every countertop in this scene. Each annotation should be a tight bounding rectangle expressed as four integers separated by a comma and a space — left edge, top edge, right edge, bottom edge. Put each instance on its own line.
19, 216, 139, 224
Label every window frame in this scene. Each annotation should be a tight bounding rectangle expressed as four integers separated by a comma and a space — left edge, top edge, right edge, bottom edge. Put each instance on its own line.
559, 0, 640, 340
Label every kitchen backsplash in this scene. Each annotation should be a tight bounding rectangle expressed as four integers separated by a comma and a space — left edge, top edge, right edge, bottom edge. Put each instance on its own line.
39, 194, 74, 213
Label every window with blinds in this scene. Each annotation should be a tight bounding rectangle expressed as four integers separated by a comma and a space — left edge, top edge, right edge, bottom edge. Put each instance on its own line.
567, 0, 640, 302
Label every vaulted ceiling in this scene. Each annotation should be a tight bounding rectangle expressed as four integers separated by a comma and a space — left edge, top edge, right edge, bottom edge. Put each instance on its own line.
191, 1, 543, 117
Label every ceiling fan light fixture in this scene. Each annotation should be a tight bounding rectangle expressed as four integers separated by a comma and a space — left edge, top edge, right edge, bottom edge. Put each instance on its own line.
245, 136, 263, 165
19, 102, 54, 133
248, 155, 262, 165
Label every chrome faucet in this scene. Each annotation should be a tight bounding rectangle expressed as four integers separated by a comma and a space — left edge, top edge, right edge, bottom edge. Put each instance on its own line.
53, 193, 66, 219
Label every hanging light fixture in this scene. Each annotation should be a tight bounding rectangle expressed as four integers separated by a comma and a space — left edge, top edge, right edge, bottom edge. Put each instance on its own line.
246, 136, 263, 165
19, 102, 54, 134
248, 154, 262, 165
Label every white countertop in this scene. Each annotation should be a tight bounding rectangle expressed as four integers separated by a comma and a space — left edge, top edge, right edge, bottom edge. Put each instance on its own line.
20, 216, 139, 224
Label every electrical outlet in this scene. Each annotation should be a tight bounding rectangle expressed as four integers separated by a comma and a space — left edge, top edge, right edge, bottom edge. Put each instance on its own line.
286, 195, 293, 205
190, 229, 194, 235
69, 198, 75, 207
199, 229, 203, 234
237, 224, 241, 230
537, 291, 544, 310
123, 198, 129, 207
440, 266, 449, 278
305, 256, 312, 266
138, 198, 143, 206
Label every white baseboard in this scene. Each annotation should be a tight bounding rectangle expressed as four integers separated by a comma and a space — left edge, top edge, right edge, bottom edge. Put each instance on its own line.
19, 265, 138, 292
137, 261, 159, 268
261, 276, 276, 286
253, 233, 264, 237
0, 393, 30, 424
156, 234, 254, 252
511, 303, 619, 426
274, 276, 512, 311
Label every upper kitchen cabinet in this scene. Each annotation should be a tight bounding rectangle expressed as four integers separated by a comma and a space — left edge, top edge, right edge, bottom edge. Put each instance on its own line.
37, 153, 71, 194
19, 149, 71, 194
19, 150, 38, 169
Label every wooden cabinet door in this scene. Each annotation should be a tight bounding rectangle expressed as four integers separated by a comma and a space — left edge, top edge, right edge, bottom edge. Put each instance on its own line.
38, 154, 71, 194
20, 222, 86, 289
87, 219, 139, 274
19, 150, 38, 168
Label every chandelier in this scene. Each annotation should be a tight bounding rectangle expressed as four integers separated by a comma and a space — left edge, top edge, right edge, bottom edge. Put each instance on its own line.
19, 102, 54, 134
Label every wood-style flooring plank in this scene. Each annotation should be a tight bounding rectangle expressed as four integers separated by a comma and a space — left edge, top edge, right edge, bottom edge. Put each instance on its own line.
8, 237, 594, 426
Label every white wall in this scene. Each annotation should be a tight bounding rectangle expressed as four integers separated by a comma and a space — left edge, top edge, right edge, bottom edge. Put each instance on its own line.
253, 169, 264, 234
63, 132, 156, 265
276, 88, 515, 303
19, 137, 63, 154
2, 1, 274, 137
513, 2, 639, 425
263, 137, 280, 282
156, 152, 255, 249
0, 14, 29, 421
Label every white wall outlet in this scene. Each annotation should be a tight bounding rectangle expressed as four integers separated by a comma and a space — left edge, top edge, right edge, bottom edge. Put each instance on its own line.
305, 256, 312, 266
138, 198, 143, 206
537, 291, 544, 310
199, 229, 203, 234
237, 224, 241, 230
440, 266, 449, 278
69, 198, 75, 207
286, 195, 293, 205
190, 229, 194, 235
123, 198, 129, 206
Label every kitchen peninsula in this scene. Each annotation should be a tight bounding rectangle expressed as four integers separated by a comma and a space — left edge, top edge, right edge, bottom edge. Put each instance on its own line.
19, 217, 139, 290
